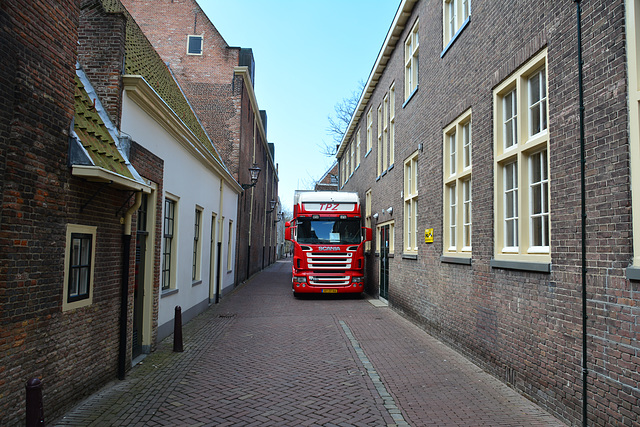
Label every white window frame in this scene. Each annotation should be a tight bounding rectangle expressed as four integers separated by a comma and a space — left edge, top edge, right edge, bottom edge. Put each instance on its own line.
366, 108, 373, 155
443, 109, 472, 257
162, 195, 179, 291
493, 49, 550, 263
405, 20, 419, 100
404, 151, 419, 255
443, 0, 471, 51
187, 34, 203, 55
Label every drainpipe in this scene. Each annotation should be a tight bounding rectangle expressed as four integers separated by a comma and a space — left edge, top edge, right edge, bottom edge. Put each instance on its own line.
118, 192, 142, 380
575, 1, 588, 425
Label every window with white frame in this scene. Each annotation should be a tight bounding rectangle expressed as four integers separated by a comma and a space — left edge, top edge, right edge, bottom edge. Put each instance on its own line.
162, 197, 177, 290
493, 49, 550, 263
383, 94, 389, 172
227, 219, 233, 271
350, 142, 355, 176
356, 129, 361, 168
404, 151, 419, 255
187, 35, 203, 55
376, 221, 395, 254
443, 0, 470, 50
366, 108, 373, 154
443, 110, 472, 256
405, 20, 419, 99
390, 83, 395, 166
193, 208, 202, 281
377, 104, 383, 177
365, 189, 372, 252
62, 224, 97, 312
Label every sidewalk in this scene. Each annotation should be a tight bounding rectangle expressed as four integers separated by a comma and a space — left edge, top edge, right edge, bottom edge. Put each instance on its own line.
53, 260, 565, 426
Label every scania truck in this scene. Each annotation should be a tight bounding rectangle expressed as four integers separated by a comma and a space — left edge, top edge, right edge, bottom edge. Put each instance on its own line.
285, 190, 372, 296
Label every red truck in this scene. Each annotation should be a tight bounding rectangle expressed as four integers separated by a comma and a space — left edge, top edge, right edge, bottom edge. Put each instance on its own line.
285, 190, 372, 296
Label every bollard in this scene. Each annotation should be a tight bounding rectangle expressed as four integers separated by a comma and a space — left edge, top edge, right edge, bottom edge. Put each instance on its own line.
25, 377, 44, 426
173, 305, 183, 352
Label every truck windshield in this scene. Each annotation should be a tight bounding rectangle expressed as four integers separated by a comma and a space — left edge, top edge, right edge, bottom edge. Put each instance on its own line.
296, 217, 362, 245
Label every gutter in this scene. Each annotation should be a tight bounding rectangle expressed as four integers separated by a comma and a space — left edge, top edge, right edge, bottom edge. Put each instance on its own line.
574, 1, 588, 425
118, 192, 143, 380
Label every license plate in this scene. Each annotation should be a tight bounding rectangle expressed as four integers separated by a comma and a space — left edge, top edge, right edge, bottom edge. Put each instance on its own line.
322, 289, 338, 293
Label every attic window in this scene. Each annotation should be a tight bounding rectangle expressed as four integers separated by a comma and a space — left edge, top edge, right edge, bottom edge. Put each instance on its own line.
187, 35, 203, 55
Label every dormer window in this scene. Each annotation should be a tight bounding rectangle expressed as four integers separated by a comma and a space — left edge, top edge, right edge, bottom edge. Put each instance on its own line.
187, 35, 203, 55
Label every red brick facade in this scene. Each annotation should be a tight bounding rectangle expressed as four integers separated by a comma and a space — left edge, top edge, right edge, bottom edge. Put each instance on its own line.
338, 1, 637, 425
0, 1, 150, 424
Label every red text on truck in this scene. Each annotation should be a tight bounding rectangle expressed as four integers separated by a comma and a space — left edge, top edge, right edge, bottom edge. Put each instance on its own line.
285, 191, 372, 296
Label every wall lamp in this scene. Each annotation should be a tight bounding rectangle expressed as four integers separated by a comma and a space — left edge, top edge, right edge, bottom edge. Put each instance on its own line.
274, 211, 283, 226
241, 163, 261, 190
267, 200, 277, 214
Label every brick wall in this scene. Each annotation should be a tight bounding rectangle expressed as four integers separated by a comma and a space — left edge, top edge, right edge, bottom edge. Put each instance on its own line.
0, 0, 79, 424
340, 0, 635, 425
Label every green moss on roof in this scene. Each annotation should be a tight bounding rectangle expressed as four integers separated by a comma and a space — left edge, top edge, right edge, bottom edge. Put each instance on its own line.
101, 0, 221, 163
74, 75, 134, 178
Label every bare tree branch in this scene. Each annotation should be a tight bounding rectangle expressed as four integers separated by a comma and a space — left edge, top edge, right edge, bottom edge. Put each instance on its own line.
319, 80, 366, 158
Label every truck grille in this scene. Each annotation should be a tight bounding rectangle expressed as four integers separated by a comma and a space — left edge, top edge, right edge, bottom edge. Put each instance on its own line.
309, 276, 350, 286
307, 252, 352, 270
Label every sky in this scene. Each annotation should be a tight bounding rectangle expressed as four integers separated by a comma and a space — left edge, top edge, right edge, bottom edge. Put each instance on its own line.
197, 0, 401, 213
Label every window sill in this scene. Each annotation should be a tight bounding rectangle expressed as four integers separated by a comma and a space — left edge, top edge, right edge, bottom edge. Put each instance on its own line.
626, 266, 640, 281
192, 280, 203, 287
441, 16, 471, 58
403, 85, 419, 108
161, 288, 179, 298
490, 259, 551, 273
440, 255, 472, 265
402, 253, 418, 260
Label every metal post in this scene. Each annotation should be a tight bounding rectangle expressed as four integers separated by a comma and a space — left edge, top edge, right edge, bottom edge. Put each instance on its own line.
173, 306, 183, 352
25, 378, 44, 426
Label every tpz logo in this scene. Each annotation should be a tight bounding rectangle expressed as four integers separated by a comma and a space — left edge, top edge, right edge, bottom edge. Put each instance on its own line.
318, 246, 340, 251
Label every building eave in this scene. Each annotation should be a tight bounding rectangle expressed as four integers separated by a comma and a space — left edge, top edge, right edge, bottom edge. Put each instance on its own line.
336, 0, 418, 159
122, 74, 243, 193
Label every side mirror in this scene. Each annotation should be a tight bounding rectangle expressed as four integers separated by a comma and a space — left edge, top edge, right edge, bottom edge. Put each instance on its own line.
363, 227, 372, 242
285, 225, 292, 241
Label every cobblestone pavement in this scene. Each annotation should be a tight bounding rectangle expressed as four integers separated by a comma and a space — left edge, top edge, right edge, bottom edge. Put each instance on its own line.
53, 260, 565, 426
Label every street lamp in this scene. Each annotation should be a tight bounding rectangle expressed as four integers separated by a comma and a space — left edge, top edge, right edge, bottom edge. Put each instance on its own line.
267, 200, 277, 214
241, 163, 261, 189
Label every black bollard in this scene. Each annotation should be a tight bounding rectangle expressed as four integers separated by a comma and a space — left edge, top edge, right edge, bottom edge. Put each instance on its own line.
173, 305, 183, 352
26, 377, 44, 426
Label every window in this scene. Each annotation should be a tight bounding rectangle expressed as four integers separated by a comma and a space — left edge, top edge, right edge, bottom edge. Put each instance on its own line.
405, 20, 419, 99
624, 0, 640, 277
390, 84, 395, 166
187, 35, 203, 55
377, 104, 383, 177
376, 221, 395, 254
345, 144, 351, 181
443, 0, 471, 51
443, 109, 472, 256
356, 129, 361, 168
366, 108, 373, 154
383, 94, 389, 172
193, 208, 202, 281
63, 225, 96, 311
227, 220, 233, 271
365, 189, 372, 252
493, 49, 549, 263
404, 151, 419, 255
350, 142, 355, 176
162, 197, 177, 290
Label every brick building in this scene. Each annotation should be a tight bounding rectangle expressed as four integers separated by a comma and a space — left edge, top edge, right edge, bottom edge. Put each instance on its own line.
120, 0, 279, 283
0, 0, 243, 424
337, 0, 639, 425
315, 162, 340, 191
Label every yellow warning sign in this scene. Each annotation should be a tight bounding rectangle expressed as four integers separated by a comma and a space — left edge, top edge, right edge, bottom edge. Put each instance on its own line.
425, 228, 433, 243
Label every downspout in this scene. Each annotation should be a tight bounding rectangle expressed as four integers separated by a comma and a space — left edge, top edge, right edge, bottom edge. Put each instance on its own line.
575, 1, 588, 425
118, 191, 143, 380
215, 181, 224, 304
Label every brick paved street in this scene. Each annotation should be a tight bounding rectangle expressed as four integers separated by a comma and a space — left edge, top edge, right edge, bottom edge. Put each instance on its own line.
53, 260, 565, 426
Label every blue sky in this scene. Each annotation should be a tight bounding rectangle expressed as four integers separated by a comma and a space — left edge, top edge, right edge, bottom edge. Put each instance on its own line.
197, 0, 401, 212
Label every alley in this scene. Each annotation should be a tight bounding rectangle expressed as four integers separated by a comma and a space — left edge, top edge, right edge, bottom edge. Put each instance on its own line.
54, 260, 565, 426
